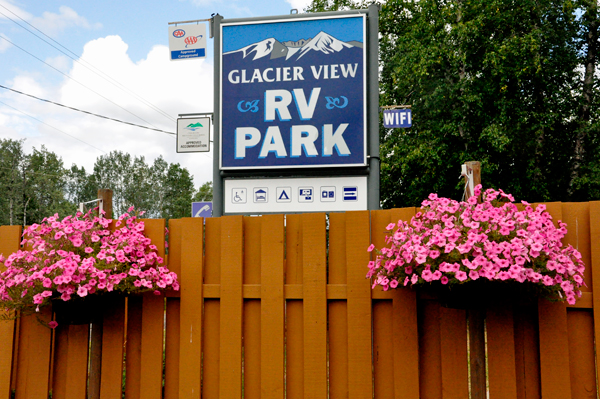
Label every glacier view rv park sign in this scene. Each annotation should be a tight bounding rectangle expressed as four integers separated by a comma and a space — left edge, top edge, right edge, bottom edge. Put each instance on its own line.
219, 14, 367, 170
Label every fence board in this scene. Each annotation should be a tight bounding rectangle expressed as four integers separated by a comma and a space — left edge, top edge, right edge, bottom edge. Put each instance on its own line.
0, 225, 21, 399
538, 300, 571, 399
285, 214, 303, 399
390, 208, 419, 399
419, 301, 443, 399
124, 296, 142, 399
100, 296, 126, 399
51, 323, 68, 399
328, 213, 348, 399
373, 300, 394, 399
346, 211, 372, 399
260, 214, 284, 399
440, 307, 468, 399
219, 216, 244, 399
164, 299, 180, 399
514, 303, 541, 399
302, 213, 327, 398
590, 202, 600, 388
63, 325, 89, 399
139, 293, 164, 399
178, 218, 204, 399
203, 217, 221, 399
371, 210, 394, 398
166, 219, 183, 287
562, 203, 592, 292
15, 309, 52, 399
244, 217, 262, 399
567, 309, 596, 398
487, 306, 518, 398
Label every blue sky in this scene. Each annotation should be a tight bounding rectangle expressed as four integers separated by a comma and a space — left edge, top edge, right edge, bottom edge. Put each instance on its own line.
0, 0, 312, 187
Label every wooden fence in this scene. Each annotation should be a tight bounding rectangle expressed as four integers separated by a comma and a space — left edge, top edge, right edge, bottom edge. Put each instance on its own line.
0, 202, 599, 399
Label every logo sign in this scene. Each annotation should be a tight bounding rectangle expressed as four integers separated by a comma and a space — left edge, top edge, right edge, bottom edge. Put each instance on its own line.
192, 201, 213, 218
220, 15, 367, 170
177, 117, 210, 153
383, 109, 412, 128
169, 23, 207, 61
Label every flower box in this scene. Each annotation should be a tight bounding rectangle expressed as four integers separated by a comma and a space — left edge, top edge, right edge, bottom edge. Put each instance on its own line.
368, 186, 585, 305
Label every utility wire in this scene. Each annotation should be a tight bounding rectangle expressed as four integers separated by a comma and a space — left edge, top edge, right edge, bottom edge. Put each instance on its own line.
0, 99, 106, 154
0, 35, 163, 130
0, 84, 176, 135
0, 6, 175, 123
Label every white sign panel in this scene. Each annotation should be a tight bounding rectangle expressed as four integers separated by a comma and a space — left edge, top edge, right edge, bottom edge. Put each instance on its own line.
169, 24, 207, 61
224, 176, 367, 214
177, 117, 210, 153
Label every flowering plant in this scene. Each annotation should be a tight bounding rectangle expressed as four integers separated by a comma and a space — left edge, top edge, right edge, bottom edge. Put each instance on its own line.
367, 185, 585, 305
0, 207, 179, 323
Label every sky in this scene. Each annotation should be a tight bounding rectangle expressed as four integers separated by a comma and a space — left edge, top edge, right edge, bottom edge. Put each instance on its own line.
0, 0, 312, 190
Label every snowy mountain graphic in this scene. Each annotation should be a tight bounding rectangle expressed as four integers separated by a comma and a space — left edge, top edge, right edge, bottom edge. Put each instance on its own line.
224, 31, 362, 62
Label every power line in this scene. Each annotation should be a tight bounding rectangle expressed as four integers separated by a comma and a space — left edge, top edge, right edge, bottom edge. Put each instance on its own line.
0, 84, 176, 135
0, 5, 175, 123
0, 99, 106, 154
0, 35, 163, 130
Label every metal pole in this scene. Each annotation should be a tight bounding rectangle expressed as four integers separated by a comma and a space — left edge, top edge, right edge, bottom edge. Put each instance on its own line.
367, 4, 380, 211
212, 14, 224, 217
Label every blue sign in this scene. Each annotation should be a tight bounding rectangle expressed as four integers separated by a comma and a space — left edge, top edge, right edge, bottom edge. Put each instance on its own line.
383, 109, 412, 128
220, 15, 366, 170
192, 202, 213, 218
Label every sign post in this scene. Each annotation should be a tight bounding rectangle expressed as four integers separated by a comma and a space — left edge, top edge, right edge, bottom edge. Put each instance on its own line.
213, 5, 379, 216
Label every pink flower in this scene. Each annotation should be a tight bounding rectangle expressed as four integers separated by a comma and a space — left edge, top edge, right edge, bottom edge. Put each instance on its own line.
367, 244, 375, 252
48, 321, 58, 329
77, 286, 88, 297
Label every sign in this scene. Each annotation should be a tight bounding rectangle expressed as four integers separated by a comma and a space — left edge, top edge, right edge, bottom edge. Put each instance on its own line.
219, 15, 367, 170
169, 24, 207, 61
177, 117, 210, 153
224, 176, 367, 214
192, 201, 213, 217
383, 109, 412, 128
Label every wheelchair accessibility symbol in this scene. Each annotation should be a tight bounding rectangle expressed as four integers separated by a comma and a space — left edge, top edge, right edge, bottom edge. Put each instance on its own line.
232, 188, 247, 204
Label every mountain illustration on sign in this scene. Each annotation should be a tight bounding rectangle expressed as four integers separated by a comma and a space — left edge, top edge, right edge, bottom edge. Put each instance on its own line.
185, 122, 203, 131
224, 31, 363, 63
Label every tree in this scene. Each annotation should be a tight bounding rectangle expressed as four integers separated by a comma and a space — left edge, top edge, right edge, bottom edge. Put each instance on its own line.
0, 139, 26, 225
162, 164, 195, 220
308, 0, 599, 206
193, 181, 213, 202
23, 146, 74, 223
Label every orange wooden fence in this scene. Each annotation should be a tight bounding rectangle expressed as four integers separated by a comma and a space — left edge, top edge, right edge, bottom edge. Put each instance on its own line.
0, 202, 599, 399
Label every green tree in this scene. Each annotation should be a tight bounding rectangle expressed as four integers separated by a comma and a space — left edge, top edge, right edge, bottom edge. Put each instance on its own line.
162, 163, 195, 220
23, 146, 74, 223
0, 139, 26, 225
308, 0, 599, 206
193, 181, 213, 202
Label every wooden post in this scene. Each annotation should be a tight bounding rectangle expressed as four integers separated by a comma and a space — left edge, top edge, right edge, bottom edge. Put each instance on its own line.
463, 162, 486, 399
88, 189, 113, 399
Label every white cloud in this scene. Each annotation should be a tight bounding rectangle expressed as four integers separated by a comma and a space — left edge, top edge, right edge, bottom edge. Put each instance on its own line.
1, 34, 215, 188
0, 0, 33, 21
31, 6, 101, 37
285, 0, 312, 12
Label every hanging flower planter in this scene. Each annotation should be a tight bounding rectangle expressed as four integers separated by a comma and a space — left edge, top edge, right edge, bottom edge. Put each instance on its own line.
367, 185, 586, 306
0, 207, 179, 328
